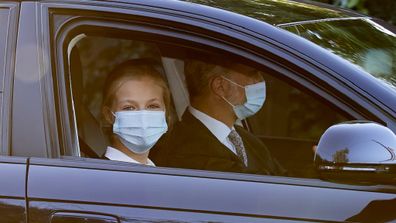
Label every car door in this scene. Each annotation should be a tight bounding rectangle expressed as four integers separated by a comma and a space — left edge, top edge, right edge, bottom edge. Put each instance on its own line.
0, 156, 27, 223
23, 0, 396, 222
28, 157, 301, 223
27, 157, 396, 222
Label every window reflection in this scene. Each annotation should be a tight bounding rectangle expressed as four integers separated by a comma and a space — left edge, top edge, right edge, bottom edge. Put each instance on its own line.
284, 18, 396, 89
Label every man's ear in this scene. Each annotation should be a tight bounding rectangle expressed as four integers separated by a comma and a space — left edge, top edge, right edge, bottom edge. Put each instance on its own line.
210, 76, 227, 98
102, 106, 115, 125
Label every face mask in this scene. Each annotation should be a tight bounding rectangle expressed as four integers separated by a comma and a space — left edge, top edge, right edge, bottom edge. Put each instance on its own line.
112, 110, 168, 154
221, 76, 266, 120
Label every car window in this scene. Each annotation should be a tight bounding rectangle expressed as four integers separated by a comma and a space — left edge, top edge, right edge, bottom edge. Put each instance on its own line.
69, 36, 165, 157
282, 18, 396, 91
46, 2, 387, 182
248, 75, 348, 140
247, 74, 349, 177
65, 30, 353, 178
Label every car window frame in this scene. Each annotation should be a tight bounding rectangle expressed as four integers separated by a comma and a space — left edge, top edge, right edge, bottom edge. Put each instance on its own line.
56, 19, 368, 154
0, 2, 19, 155
43, 2, 396, 189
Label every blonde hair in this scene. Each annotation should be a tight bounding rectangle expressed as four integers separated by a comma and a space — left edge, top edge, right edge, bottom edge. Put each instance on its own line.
102, 59, 172, 125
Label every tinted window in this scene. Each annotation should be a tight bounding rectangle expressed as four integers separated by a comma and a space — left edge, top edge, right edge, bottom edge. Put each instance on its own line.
69, 36, 163, 157
248, 75, 347, 140
247, 71, 348, 177
76, 36, 161, 123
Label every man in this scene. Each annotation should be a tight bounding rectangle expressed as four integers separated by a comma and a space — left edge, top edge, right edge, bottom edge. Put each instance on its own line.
153, 59, 285, 175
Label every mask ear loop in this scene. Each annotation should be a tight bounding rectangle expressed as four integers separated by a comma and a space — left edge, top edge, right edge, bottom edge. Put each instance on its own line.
221, 95, 236, 108
221, 75, 245, 88
217, 76, 237, 109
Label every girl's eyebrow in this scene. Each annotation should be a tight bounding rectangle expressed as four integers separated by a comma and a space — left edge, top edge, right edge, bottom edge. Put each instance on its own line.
118, 99, 137, 104
117, 98, 161, 104
147, 98, 161, 103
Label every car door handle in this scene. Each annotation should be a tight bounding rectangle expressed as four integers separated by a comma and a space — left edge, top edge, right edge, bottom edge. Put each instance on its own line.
51, 211, 119, 223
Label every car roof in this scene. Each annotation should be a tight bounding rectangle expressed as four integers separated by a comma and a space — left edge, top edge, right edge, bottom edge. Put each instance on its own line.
19, 0, 368, 26
19, 0, 396, 117
182, 0, 367, 26
22, 0, 366, 24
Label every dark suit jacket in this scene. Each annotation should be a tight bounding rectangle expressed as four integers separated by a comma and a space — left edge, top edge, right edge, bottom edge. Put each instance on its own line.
152, 111, 286, 175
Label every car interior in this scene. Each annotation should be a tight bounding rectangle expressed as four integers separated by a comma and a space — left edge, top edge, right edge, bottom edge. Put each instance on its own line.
66, 30, 351, 179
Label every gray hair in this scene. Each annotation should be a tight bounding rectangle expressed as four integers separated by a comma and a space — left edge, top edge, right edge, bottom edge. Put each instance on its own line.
184, 59, 263, 99
184, 60, 230, 99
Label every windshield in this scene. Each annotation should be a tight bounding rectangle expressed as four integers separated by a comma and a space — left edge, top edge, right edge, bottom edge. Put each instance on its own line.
282, 18, 396, 89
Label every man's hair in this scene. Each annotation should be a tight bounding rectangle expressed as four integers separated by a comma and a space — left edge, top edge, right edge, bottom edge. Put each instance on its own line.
184, 60, 227, 99
184, 59, 262, 99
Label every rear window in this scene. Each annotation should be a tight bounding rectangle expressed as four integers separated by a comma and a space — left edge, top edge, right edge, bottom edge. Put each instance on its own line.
283, 18, 396, 90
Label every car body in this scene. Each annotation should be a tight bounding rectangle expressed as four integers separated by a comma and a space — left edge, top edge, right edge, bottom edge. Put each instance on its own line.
0, 0, 395, 222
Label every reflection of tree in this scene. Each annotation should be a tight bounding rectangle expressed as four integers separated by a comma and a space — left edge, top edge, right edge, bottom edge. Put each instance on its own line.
332, 148, 349, 163
187, 0, 396, 89
314, 0, 396, 25
186, 0, 345, 25
285, 19, 396, 87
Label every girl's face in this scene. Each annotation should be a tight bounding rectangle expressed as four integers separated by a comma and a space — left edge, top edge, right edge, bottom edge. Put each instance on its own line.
110, 76, 165, 113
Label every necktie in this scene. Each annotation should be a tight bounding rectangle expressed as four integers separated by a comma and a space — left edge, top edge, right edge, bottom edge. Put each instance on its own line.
228, 129, 248, 166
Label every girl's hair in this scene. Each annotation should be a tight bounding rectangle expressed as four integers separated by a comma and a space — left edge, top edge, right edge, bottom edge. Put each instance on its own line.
102, 58, 172, 125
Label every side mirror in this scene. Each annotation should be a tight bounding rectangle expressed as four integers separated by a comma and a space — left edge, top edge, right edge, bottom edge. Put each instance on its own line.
314, 121, 396, 184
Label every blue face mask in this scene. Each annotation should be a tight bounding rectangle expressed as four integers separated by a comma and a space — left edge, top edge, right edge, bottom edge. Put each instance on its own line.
112, 110, 168, 154
221, 76, 266, 120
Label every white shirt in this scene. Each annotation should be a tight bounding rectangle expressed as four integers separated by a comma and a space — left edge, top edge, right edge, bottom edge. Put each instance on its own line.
104, 146, 155, 166
189, 106, 237, 155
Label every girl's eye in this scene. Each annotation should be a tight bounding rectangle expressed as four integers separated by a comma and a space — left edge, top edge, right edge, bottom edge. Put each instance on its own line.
147, 104, 161, 110
122, 105, 136, 111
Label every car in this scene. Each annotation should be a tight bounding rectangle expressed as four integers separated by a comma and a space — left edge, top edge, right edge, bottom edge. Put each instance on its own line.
0, 0, 395, 222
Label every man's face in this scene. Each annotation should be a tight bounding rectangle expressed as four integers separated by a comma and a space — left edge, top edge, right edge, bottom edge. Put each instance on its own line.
222, 70, 263, 106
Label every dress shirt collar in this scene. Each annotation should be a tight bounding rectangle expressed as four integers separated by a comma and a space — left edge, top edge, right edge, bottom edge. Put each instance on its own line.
189, 106, 233, 144
104, 146, 155, 166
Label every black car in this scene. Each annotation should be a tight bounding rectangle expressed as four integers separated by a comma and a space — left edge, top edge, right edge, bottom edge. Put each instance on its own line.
0, 0, 395, 222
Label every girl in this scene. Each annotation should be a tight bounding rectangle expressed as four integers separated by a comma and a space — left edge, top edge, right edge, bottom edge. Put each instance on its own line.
101, 59, 171, 165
